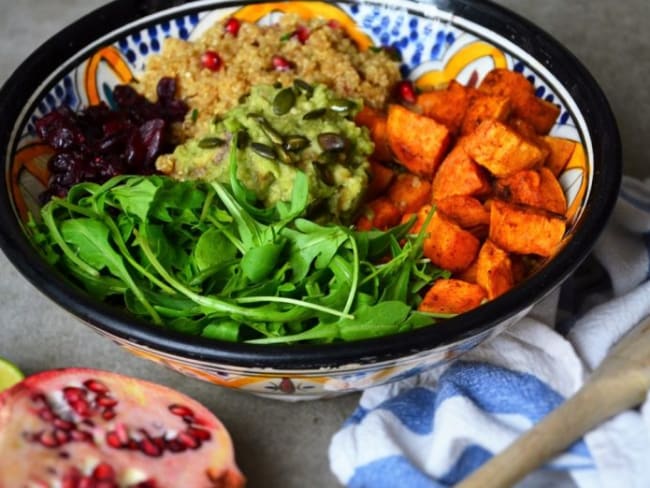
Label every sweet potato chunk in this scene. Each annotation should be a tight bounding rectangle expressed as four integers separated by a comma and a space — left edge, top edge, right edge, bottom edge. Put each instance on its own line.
419, 278, 487, 314
355, 197, 401, 231
489, 199, 566, 257
367, 160, 396, 199
478, 69, 560, 134
476, 240, 514, 299
423, 211, 480, 272
417, 80, 471, 134
431, 144, 492, 200
387, 104, 451, 178
355, 106, 393, 162
460, 93, 512, 135
543, 136, 576, 176
464, 120, 547, 177
435, 195, 490, 229
388, 173, 432, 214
495, 167, 567, 215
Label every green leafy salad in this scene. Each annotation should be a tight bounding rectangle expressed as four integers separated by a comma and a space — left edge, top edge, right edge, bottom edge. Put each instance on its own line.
29, 138, 452, 344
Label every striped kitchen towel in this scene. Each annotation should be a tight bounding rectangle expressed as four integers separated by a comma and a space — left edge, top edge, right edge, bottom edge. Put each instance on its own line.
329, 175, 650, 488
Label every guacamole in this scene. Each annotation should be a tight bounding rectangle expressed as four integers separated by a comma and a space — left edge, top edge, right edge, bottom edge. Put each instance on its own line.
156, 82, 373, 222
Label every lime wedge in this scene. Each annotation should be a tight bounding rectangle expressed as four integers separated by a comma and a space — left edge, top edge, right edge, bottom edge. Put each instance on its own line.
0, 357, 24, 392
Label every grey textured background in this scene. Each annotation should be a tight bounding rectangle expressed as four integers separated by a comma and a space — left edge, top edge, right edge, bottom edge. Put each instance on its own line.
0, 1, 648, 487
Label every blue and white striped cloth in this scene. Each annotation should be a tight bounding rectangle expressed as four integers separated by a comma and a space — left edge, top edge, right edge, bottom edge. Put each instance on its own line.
330, 175, 650, 488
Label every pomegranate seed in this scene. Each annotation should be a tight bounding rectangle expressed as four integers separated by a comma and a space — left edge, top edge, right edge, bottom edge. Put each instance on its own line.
327, 19, 341, 29
38, 407, 55, 422
187, 427, 212, 441
105, 431, 123, 449
63, 386, 87, 402
96, 395, 118, 408
38, 430, 60, 448
83, 379, 109, 394
177, 431, 200, 449
396, 80, 417, 104
92, 462, 115, 481
71, 429, 93, 443
96, 482, 117, 488
78, 478, 93, 488
169, 404, 194, 418
224, 17, 240, 36
54, 429, 70, 444
295, 25, 310, 43
127, 439, 139, 450
272, 55, 293, 71
62, 467, 83, 488
53, 418, 75, 431
69, 399, 92, 417
201, 50, 223, 71
166, 439, 187, 453
140, 437, 162, 457
102, 409, 117, 421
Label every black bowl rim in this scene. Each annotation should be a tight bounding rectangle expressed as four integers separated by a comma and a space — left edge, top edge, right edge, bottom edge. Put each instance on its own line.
0, 0, 621, 370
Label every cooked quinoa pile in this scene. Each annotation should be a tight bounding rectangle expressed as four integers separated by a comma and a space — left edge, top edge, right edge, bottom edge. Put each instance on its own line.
136, 15, 401, 139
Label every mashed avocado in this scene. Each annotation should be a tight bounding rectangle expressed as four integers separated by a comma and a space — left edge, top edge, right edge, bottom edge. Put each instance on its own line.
156, 82, 373, 222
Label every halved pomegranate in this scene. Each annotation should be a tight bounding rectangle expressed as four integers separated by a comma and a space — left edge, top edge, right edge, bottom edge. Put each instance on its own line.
0, 368, 245, 487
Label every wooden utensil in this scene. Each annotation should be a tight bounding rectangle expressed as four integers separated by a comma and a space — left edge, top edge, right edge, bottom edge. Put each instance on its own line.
457, 314, 650, 488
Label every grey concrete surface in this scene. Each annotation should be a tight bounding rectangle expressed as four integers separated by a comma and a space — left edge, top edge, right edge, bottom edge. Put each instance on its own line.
0, 1, 648, 487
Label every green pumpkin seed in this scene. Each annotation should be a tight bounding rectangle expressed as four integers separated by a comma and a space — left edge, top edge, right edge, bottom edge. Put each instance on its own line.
303, 108, 327, 120
293, 78, 314, 98
317, 133, 347, 152
250, 142, 277, 160
284, 135, 310, 152
329, 99, 357, 113
273, 87, 296, 115
258, 119, 284, 145
198, 137, 226, 149
237, 129, 249, 149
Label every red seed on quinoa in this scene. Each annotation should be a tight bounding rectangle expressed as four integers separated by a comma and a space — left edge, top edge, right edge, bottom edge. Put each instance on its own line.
396, 80, 417, 104
224, 18, 240, 36
201, 50, 223, 71
327, 19, 341, 29
295, 25, 310, 44
272, 55, 293, 71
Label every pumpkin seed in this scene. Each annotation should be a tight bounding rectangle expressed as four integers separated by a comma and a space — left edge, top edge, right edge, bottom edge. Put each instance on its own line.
329, 99, 357, 113
250, 142, 277, 160
275, 145, 294, 165
198, 137, 226, 149
273, 87, 296, 115
284, 135, 310, 152
293, 78, 314, 98
303, 108, 327, 120
317, 133, 347, 152
258, 119, 284, 145
236, 129, 249, 149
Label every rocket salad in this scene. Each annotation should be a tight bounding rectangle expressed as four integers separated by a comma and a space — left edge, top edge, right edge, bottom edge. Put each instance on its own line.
30, 140, 451, 344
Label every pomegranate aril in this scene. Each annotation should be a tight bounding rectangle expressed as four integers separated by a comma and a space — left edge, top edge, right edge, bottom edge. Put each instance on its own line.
63, 386, 87, 402
96, 395, 118, 408
295, 25, 310, 43
187, 427, 212, 441
102, 409, 117, 421
92, 462, 116, 481
38, 407, 55, 422
71, 429, 94, 443
53, 418, 75, 431
38, 430, 60, 448
201, 50, 223, 71
54, 429, 70, 444
225, 17, 241, 36
140, 437, 163, 457
70, 399, 92, 417
169, 404, 194, 418
396, 80, 417, 104
327, 19, 341, 29
83, 378, 109, 394
177, 432, 200, 449
105, 431, 123, 449
166, 439, 187, 453
272, 55, 293, 71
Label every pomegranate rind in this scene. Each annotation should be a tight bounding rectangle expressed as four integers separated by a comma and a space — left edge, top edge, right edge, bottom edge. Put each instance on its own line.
0, 368, 245, 487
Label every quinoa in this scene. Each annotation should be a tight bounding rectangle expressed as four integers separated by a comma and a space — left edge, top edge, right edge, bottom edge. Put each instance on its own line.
136, 15, 401, 140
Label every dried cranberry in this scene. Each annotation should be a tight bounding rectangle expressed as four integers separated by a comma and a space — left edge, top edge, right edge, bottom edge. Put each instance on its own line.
200, 51, 222, 71
113, 85, 140, 108
224, 18, 240, 36
156, 77, 177, 101
395, 80, 417, 104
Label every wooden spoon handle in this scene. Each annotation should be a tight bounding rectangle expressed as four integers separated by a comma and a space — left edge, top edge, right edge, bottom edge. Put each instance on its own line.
457, 315, 650, 488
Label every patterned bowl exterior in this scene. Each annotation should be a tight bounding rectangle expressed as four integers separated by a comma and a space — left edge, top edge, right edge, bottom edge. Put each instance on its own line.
2, 0, 603, 399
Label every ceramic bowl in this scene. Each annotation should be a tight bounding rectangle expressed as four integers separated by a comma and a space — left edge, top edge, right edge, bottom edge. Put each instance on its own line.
0, 0, 620, 400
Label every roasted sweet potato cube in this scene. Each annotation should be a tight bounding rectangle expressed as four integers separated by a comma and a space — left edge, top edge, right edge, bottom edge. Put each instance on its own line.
495, 167, 567, 215
476, 240, 514, 299
388, 173, 432, 214
489, 199, 566, 257
423, 211, 480, 272
355, 197, 401, 231
419, 278, 487, 314
387, 104, 451, 178
417, 80, 471, 134
460, 93, 512, 135
543, 136, 576, 176
478, 68, 560, 134
431, 144, 492, 200
435, 195, 490, 229
355, 106, 393, 162
464, 120, 547, 177
401, 204, 433, 235
367, 160, 396, 199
